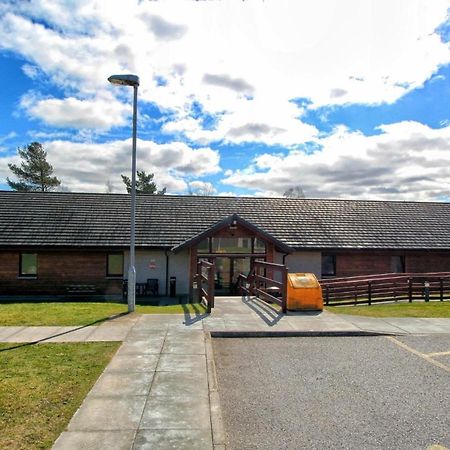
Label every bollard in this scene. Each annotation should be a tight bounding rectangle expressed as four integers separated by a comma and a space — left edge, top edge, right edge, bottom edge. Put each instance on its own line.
424, 280, 430, 302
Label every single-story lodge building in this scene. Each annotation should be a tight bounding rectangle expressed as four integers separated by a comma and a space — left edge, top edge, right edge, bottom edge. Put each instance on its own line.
1, 191, 450, 301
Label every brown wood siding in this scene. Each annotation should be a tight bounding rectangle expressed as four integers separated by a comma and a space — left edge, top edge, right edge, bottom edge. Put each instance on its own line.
336, 252, 391, 277
0, 250, 122, 296
405, 251, 450, 273
333, 250, 450, 278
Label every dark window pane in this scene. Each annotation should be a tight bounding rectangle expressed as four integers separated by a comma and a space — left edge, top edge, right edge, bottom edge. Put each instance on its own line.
254, 238, 266, 253
212, 237, 251, 254
197, 238, 209, 253
20, 253, 37, 276
321, 255, 336, 276
391, 255, 405, 273
108, 254, 123, 276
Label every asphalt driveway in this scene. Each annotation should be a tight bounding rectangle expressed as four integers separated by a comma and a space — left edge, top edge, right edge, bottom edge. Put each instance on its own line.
213, 336, 450, 450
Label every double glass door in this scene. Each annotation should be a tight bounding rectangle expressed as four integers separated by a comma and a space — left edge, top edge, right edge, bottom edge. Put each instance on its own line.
214, 257, 251, 296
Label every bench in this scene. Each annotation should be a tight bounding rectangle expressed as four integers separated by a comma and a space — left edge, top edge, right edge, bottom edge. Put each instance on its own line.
66, 284, 97, 295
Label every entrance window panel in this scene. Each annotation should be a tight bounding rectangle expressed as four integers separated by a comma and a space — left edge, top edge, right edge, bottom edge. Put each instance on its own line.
212, 237, 251, 254
253, 238, 266, 254
197, 238, 210, 254
232, 258, 251, 283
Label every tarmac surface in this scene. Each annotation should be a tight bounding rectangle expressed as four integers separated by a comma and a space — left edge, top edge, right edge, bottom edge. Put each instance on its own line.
1, 296, 450, 449
213, 335, 450, 450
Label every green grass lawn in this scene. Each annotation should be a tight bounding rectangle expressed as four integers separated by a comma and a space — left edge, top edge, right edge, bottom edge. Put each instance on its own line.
0, 342, 120, 450
326, 301, 450, 318
0, 302, 206, 326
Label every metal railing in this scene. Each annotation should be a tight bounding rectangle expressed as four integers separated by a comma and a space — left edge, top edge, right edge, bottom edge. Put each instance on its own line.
196, 260, 215, 313
239, 261, 288, 313
320, 272, 450, 306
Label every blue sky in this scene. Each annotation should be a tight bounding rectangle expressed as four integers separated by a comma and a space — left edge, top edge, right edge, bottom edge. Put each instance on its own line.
0, 0, 449, 200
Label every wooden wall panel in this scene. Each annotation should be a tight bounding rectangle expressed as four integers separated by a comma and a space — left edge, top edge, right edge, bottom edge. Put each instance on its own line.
0, 249, 122, 297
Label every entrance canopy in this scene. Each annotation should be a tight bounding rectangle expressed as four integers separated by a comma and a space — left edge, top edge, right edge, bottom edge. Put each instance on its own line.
171, 213, 294, 254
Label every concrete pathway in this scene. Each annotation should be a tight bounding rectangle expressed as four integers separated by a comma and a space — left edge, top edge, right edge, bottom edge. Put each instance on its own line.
52, 316, 214, 450
1, 296, 450, 449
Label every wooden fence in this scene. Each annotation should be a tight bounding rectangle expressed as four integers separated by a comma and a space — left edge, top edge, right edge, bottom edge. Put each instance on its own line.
320, 272, 450, 306
196, 259, 215, 313
239, 260, 288, 313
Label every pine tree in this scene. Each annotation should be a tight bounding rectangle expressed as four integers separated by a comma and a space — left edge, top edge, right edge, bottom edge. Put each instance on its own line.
121, 170, 166, 194
283, 186, 305, 198
7, 142, 61, 192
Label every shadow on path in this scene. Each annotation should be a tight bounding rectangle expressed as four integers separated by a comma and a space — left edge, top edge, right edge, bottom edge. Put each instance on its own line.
0, 312, 130, 353
241, 295, 284, 326
182, 303, 209, 326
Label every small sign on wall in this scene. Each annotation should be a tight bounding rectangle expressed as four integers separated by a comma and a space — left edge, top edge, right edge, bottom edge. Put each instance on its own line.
149, 259, 156, 270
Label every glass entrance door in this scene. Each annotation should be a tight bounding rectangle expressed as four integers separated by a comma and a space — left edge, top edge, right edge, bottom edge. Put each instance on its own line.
213, 257, 251, 295
214, 257, 231, 295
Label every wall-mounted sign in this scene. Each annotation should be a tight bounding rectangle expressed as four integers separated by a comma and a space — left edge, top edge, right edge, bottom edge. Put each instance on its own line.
149, 259, 156, 269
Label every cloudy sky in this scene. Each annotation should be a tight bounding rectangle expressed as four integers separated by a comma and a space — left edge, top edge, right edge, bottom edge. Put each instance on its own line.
0, 0, 449, 200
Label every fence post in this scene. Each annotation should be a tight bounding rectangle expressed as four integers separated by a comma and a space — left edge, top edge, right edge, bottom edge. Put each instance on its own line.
282, 266, 288, 314
197, 261, 202, 304
325, 286, 329, 306
209, 261, 215, 309
368, 281, 372, 306
424, 280, 430, 302
440, 278, 444, 302
408, 278, 412, 303
205, 266, 212, 314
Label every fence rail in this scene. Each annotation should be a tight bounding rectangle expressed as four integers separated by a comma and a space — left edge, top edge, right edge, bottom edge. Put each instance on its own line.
196, 260, 215, 313
320, 272, 450, 306
239, 261, 288, 313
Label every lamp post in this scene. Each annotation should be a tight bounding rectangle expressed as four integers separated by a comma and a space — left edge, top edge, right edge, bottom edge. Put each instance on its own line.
108, 74, 140, 313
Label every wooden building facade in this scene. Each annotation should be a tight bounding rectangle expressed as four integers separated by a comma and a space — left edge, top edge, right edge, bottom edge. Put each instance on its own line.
1, 191, 450, 300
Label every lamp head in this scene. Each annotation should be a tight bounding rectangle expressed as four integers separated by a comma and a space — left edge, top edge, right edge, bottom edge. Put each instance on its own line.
108, 74, 140, 87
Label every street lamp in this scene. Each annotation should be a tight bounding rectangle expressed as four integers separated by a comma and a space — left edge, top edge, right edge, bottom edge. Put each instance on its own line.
108, 74, 140, 313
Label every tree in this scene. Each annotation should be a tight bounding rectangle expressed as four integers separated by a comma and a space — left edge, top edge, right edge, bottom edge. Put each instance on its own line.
187, 181, 216, 196
105, 179, 114, 193
121, 170, 166, 194
283, 186, 305, 198
7, 142, 61, 192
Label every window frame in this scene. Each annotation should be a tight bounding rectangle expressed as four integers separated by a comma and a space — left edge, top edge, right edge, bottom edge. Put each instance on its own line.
106, 252, 124, 278
19, 252, 38, 278
321, 254, 336, 277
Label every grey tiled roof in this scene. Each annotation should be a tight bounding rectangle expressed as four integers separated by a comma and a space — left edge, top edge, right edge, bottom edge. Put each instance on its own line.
1, 191, 450, 250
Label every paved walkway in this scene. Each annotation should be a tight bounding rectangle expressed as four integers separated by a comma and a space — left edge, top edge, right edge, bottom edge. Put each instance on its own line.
1, 296, 450, 449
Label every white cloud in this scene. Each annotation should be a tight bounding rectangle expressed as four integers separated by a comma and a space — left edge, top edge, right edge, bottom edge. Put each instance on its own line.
222, 122, 450, 201
0, 0, 448, 145
21, 63, 40, 79
188, 180, 217, 195
0, 138, 220, 193
1, 0, 449, 200
142, 13, 188, 41
20, 92, 131, 130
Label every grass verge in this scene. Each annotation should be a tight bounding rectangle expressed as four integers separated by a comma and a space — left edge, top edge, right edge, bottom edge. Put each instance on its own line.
0, 302, 206, 326
0, 342, 120, 450
137, 303, 206, 315
326, 301, 450, 318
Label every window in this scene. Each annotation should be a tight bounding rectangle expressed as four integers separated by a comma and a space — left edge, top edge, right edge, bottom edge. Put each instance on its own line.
391, 255, 405, 273
107, 253, 123, 277
212, 237, 252, 254
321, 254, 336, 277
20, 253, 37, 277
253, 238, 266, 254
197, 238, 210, 254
